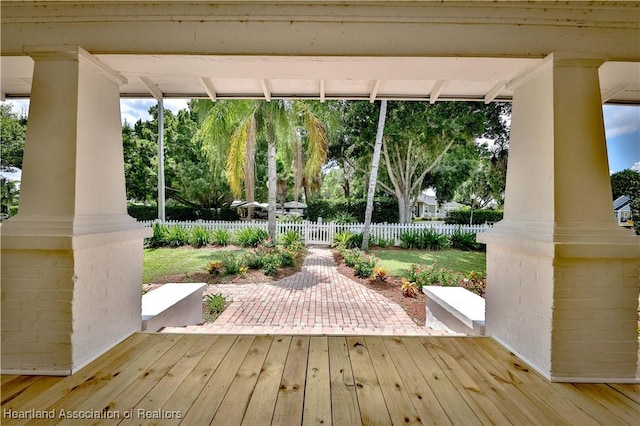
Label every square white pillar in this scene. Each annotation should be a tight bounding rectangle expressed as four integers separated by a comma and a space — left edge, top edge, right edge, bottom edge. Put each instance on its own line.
1, 47, 151, 375
478, 53, 640, 383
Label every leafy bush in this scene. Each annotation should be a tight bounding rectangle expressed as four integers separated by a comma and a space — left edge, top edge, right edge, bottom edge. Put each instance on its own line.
206, 293, 227, 322
371, 266, 388, 283
146, 222, 169, 248
189, 226, 211, 248
221, 253, 243, 275
305, 198, 399, 223
341, 248, 365, 267
279, 229, 304, 249
329, 211, 357, 224
449, 227, 481, 251
279, 249, 296, 268
332, 231, 355, 249
399, 230, 420, 249
244, 251, 265, 270
353, 254, 377, 278
279, 215, 303, 223
166, 225, 190, 247
401, 278, 418, 298
399, 228, 448, 250
212, 229, 231, 246
445, 208, 503, 225
128, 204, 240, 221
375, 237, 394, 248
262, 253, 281, 276
207, 261, 224, 276
234, 227, 268, 247
406, 263, 462, 290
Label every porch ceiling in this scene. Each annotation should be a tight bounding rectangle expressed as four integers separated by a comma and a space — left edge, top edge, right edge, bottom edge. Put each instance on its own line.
2, 54, 639, 103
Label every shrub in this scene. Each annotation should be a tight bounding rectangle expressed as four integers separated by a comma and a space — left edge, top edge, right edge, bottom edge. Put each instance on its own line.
418, 228, 449, 250
354, 254, 377, 278
342, 248, 365, 267
371, 266, 388, 283
244, 251, 265, 270
401, 278, 419, 298
189, 226, 211, 248
262, 253, 281, 276
375, 237, 394, 248
206, 293, 227, 322
407, 263, 462, 290
449, 227, 481, 251
460, 270, 487, 297
279, 249, 296, 268
445, 208, 503, 225
212, 229, 231, 246
399, 230, 420, 249
221, 253, 243, 275
146, 222, 168, 248
279, 229, 304, 249
166, 225, 189, 247
207, 261, 224, 276
332, 231, 355, 249
279, 215, 303, 223
234, 227, 268, 247
330, 211, 357, 224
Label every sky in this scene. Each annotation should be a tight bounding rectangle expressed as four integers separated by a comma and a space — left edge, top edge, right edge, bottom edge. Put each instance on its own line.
4, 98, 640, 174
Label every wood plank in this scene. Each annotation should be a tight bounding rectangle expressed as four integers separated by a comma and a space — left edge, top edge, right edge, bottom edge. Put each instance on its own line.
159, 335, 237, 425
1, 376, 57, 406
382, 337, 452, 425
572, 383, 640, 425
327, 337, 361, 426
609, 383, 640, 405
179, 335, 255, 426
302, 336, 332, 426
474, 337, 630, 425
118, 335, 219, 426
469, 337, 601, 425
423, 337, 511, 425
272, 336, 310, 426
1, 375, 20, 386
401, 337, 483, 426
85, 334, 202, 426
365, 337, 421, 425
211, 335, 274, 425
346, 336, 392, 426
4, 333, 152, 416
55, 334, 184, 426
438, 337, 567, 424
242, 336, 292, 426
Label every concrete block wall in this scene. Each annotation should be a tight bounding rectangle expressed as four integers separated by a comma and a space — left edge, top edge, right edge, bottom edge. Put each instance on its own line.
1, 249, 74, 374
71, 235, 145, 371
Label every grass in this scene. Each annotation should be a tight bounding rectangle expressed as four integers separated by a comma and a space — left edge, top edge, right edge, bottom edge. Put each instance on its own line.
372, 248, 486, 277
143, 247, 244, 283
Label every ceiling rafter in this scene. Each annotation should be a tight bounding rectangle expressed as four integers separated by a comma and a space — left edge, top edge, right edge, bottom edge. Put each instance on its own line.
484, 80, 506, 104
260, 79, 271, 102
199, 77, 217, 102
601, 83, 631, 103
139, 76, 163, 101
369, 79, 381, 103
429, 80, 447, 104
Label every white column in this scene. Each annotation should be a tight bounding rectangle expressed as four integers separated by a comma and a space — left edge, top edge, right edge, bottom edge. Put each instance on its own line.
478, 53, 640, 382
1, 46, 151, 375
157, 99, 166, 222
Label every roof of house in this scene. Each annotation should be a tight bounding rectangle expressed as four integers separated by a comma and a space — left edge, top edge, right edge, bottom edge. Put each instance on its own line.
416, 193, 437, 206
613, 195, 631, 211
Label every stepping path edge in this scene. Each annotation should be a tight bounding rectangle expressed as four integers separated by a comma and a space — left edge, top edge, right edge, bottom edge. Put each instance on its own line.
162, 248, 453, 336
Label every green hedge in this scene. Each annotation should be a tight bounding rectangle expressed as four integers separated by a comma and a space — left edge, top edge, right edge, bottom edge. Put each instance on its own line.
127, 204, 239, 221
305, 198, 399, 223
444, 208, 503, 225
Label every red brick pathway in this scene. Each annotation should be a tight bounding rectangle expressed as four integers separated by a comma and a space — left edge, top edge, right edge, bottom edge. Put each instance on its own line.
163, 247, 448, 335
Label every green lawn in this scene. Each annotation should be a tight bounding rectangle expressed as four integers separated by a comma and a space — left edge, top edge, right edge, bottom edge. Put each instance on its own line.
372, 248, 486, 277
143, 247, 244, 283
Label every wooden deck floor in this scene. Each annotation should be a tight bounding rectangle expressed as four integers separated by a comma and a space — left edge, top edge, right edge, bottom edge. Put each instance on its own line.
2, 334, 639, 425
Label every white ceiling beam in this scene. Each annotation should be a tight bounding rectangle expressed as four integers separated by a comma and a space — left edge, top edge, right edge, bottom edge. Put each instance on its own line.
369, 79, 381, 103
260, 79, 271, 102
484, 80, 506, 104
199, 77, 217, 102
601, 83, 631, 103
320, 79, 326, 103
139, 76, 163, 101
429, 80, 446, 104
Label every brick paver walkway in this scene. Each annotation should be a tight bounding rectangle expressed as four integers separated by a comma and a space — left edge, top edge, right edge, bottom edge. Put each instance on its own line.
162, 247, 448, 335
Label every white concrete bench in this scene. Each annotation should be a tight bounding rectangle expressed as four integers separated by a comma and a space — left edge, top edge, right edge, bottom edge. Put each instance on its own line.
423, 286, 485, 335
141, 283, 207, 332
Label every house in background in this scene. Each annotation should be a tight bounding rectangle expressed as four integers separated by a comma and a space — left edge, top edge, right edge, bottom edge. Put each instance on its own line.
614, 195, 633, 226
414, 191, 465, 219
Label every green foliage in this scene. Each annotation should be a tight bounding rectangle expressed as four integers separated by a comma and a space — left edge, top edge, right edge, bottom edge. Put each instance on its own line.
220, 253, 244, 275
399, 228, 448, 250
166, 225, 190, 247
332, 231, 356, 249
611, 169, 640, 200
262, 253, 281, 276
329, 211, 357, 224
0, 104, 27, 169
146, 223, 169, 248
212, 229, 232, 246
374, 237, 395, 248
127, 204, 239, 221
243, 251, 265, 270
354, 254, 377, 278
445, 208, 503, 225
234, 227, 269, 247
205, 293, 228, 322
449, 227, 482, 251
279, 229, 303, 249
305, 198, 399, 223
340, 248, 365, 267
189, 226, 211, 248
407, 263, 462, 290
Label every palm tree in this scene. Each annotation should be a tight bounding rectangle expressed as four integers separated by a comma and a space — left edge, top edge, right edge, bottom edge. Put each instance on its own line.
196, 100, 329, 239
361, 100, 387, 251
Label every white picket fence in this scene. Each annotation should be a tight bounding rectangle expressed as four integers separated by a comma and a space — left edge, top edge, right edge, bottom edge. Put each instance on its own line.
139, 219, 491, 246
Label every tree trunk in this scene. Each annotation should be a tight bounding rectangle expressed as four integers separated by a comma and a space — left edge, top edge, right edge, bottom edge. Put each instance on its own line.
398, 195, 413, 224
362, 100, 388, 251
267, 137, 277, 239
245, 117, 256, 219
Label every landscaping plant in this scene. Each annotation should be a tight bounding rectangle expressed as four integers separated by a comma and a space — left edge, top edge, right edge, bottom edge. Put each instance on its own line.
401, 278, 419, 298
212, 229, 231, 246
206, 293, 228, 322
449, 227, 481, 251
189, 226, 211, 248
